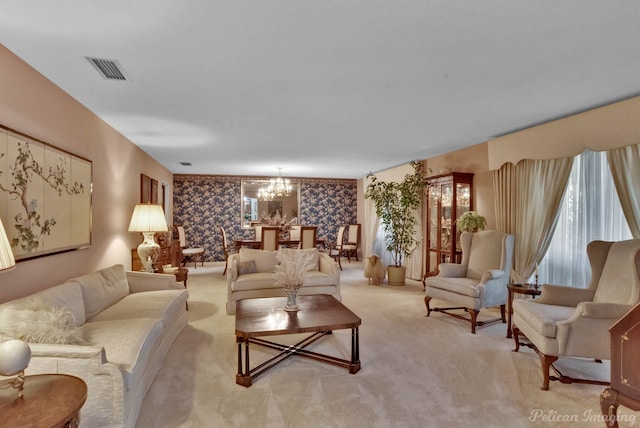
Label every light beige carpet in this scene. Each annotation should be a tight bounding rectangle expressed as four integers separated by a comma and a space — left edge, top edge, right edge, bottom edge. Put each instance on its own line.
136, 261, 638, 428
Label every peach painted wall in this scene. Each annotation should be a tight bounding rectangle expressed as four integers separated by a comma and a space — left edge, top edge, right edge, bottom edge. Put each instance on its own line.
488, 96, 640, 169
0, 45, 173, 303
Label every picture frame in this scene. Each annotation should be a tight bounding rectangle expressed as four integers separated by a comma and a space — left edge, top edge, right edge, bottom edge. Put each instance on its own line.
0, 124, 92, 261
140, 174, 159, 204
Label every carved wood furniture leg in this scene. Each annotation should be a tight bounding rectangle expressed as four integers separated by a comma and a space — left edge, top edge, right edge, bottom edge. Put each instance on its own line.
468, 309, 478, 334
600, 388, 620, 428
540, 353, 558, 390
424, 296, 432, 317
500, 304, 506, 323
512, 326, 521, 352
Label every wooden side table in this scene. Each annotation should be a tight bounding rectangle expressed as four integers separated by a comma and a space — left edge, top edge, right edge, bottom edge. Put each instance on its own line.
1, 374, 87, 428
507, 283, 541, 338
175, 267, 189, 310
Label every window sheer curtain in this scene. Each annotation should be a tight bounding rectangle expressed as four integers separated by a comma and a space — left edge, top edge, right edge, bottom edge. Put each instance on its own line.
538, 149, 633, 287
607, 143, 640, 238
492, 157, 574, 283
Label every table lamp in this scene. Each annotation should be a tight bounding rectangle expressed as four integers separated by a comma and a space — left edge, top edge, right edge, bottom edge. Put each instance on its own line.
0, 217, 16, 272
128, 204, 168, 273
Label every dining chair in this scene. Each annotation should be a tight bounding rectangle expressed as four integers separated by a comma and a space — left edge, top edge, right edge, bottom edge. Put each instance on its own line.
299, 226, 317, 249
254, 225, 263, 241
289, 225, 301, 241
323, 226, 345, 270
175, 225, 205, 268
342, 223, 361, 262
218, 225, 238, 275
260, 226, 279, 251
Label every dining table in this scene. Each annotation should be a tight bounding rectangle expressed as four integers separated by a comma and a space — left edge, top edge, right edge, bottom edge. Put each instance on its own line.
234, 238, 325, 249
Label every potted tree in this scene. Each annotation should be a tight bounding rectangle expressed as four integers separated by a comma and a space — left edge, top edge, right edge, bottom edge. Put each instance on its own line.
365, 161, 427, 285
456, 211, 487, 233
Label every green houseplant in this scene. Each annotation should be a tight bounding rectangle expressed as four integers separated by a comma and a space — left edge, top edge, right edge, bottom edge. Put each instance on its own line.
456, 211, 487, 233
365, 161, 427, 285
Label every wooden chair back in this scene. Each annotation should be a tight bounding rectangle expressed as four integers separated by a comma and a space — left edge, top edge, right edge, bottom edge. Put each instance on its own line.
260, 226, 279, 251
300, 226, 317, 249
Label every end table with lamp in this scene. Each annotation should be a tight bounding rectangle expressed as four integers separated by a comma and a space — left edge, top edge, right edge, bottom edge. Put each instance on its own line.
506, 282, 541, 338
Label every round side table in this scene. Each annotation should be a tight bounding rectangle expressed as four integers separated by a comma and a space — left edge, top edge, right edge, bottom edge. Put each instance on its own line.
506, 283, 542, 338
1, 374, 87, 428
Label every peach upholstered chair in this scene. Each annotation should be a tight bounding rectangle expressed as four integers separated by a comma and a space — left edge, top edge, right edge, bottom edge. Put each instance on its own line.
425, 230, 514, 334
512, 239, 640, 390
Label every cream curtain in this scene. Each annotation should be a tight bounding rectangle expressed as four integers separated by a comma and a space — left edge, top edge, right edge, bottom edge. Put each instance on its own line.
493, 157, 574, 283
363, 196, 380, 257
607, 144, 640, 238
492, 163, 516, 234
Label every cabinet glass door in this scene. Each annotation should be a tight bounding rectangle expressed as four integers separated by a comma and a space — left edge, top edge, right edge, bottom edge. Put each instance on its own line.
455, 183, 471, 250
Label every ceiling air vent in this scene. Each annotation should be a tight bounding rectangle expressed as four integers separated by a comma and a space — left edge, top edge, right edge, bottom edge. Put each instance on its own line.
179, 162, 192, 166
85, 57, 129, 81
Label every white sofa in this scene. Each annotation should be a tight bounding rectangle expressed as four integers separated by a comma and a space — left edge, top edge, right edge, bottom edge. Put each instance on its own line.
0, 264, 188, 428
226, 248, 341, 314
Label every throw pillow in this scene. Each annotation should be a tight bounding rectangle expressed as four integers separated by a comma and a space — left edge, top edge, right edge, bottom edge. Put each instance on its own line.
237, 260, 257, 275
0, 295, 85, 345
279, 248, 319, 271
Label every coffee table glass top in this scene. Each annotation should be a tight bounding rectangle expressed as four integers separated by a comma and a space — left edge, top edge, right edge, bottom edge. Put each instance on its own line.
235, 294, 361, 338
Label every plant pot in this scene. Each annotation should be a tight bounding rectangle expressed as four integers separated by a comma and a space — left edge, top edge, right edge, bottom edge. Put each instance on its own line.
387, 266, 406, 286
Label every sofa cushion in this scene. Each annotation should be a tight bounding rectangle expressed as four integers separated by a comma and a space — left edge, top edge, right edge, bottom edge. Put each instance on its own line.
0, 295, 85, 344
83, 317, 164, 392
37, 281, 86, 326
304, 271, 336, 287
73, 264, 130, 319
512, 300, 576, 338
427, 276, 481, 298
88, 290, 188, 327
232, 272, 278, 291
239, 248, 277, 273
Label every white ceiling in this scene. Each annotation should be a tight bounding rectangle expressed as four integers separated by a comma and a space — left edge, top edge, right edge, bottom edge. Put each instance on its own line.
1, 1, 639, 179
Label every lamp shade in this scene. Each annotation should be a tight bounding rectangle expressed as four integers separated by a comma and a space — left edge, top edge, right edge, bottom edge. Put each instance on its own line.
0, 217, 16, 272
128, 204, 168, 233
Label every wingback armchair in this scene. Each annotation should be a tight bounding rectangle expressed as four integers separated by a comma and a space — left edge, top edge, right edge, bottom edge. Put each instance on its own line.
425, 230, 514, 334
512, 239, 640, 390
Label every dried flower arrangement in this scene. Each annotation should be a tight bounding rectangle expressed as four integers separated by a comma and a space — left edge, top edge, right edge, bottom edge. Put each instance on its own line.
274, 249, 315, 311
260, 211, 297, 233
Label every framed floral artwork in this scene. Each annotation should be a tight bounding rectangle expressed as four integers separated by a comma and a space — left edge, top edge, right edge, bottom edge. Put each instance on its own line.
0, 125, 92, 261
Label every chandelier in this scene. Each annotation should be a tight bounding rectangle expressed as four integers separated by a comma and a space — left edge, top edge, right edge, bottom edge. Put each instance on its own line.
258, 167, 292, 201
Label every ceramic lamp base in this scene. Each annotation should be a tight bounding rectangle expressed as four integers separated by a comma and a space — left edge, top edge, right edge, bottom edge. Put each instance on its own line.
137, 232, 160, 273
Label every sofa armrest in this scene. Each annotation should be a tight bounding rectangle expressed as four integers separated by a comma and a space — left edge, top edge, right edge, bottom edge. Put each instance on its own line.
438, 263, 467, 278
25, 343, 125, 427
318, 252, 340, 278
536, 284, 595, 306
127, 271, 181, 293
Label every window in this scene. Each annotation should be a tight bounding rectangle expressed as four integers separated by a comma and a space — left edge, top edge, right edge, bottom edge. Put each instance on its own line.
537, 149, 632, 287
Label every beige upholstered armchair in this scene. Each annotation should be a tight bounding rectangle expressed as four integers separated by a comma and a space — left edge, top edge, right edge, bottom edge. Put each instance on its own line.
425, 230, 514, 334
512, 239, 640, 390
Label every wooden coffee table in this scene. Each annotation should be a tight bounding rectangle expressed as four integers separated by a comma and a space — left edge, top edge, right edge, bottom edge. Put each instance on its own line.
235, 294, 361, 387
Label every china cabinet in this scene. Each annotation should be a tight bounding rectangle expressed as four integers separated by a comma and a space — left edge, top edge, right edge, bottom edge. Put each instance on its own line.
425, 172, 474, 277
